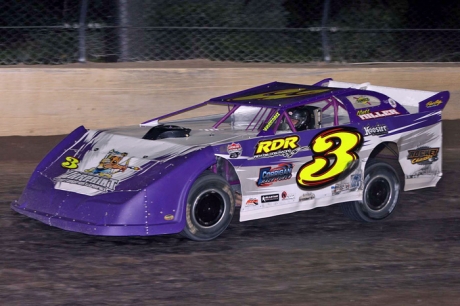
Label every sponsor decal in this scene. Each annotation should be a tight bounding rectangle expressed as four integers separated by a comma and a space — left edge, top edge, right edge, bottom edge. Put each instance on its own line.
261, 194, 279, 203
227, 88, 330, 101
407, 147, 439, 164
227, 143, 242, 158
55, 170, 119, 192
56, 149, 141, 192
61, 156, 80, 169
297, 127, 363, 190
353, 96, 371, 105
357, 109, 371, 116
331, 182, 350, 195
331, 185, 338, 195
426, 100, 442, 108
263, 112, 280, 131
164, 214, 174, 221
254, 135, 301, 159
348, 95, 381, 109
299, 192, 315, 201
281, 191, 295, 200
363, 124, 388, 136
256, 163, 293, 186
388, 98, 397, 108
357, 109, 400, 120
245, 198, 259, 206
84, 149, 140, 178
350, 173, 362, 190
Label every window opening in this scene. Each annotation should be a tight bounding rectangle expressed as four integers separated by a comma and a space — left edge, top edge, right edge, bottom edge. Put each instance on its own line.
213, 104, 240, 128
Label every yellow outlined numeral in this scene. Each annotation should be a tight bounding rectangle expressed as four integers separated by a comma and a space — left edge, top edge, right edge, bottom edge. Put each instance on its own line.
61, 156, 80, 169
297, 128, 363, 189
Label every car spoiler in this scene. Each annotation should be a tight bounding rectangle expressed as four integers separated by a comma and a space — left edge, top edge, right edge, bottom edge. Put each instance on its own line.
326, 80, 449, 114
417, 91, 449, 113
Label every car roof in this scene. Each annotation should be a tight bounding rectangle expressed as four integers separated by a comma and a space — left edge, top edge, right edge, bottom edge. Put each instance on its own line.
208, 81, 350, 108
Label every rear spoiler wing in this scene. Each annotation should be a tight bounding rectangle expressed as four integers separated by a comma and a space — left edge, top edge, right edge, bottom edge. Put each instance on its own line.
418, 91, 449, 113
325, 80, 449, 114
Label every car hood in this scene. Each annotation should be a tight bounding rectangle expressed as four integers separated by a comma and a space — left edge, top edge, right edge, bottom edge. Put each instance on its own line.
105, 124, 254, 149
44, 125, 252, 196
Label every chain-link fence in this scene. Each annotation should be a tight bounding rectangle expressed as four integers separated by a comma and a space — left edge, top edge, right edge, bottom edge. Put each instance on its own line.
1, 0, 460, 65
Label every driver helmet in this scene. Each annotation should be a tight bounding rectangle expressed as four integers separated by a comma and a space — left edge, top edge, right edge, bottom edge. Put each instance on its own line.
288, 108, 308, 129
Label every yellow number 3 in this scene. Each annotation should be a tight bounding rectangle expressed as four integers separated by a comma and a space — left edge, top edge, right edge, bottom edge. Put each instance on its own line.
61, 156, 80, 169
297, 127, 363, 189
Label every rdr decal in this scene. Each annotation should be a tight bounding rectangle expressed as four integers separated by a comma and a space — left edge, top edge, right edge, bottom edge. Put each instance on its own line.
256, 163, 293, 186
357, 108, 400, 120
296, 127, 363, 190
254, 135, 301, 159
407, 147, 439, 164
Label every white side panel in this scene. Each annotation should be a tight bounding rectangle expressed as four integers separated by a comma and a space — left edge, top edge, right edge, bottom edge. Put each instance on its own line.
238, 121, 443, 222
398, 122, 443, 191
238, 145, 366, 222
240, 190, 361, 222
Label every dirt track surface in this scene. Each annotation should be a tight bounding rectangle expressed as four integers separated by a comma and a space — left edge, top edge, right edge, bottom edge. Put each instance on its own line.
1, 121, 460, 305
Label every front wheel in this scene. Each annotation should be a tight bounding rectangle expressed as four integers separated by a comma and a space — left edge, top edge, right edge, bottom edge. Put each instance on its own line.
340, 161, 400, 222
181, 172, 235, 241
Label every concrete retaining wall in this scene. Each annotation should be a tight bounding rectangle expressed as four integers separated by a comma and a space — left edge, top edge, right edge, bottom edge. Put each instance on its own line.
1, 63, 460, 136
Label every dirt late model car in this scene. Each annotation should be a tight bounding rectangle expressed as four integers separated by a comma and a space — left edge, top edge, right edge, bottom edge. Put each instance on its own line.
12, 79, 448, 241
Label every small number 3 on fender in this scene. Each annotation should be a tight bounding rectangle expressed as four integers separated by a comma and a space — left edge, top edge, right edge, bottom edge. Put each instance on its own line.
296, 127, 363, 189
61, 156, 80, 169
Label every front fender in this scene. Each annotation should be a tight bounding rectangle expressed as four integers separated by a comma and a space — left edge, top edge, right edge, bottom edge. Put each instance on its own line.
142, 146, 218, 234
12, 144, 218, 236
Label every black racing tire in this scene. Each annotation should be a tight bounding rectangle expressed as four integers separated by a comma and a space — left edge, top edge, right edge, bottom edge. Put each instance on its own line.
180, 172, 235, 241
340, 161, 400, 222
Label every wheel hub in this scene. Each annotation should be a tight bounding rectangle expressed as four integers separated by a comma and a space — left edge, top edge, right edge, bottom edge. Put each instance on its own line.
367, 177, 391, 210
193, 190, 225, 227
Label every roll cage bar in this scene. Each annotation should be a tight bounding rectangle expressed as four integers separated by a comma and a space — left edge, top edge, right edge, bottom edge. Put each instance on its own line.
140, 95, 347, 137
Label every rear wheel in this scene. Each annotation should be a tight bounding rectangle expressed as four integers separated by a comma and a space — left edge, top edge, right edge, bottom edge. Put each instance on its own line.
181, 172, 235, 241
340, 161, 400, 222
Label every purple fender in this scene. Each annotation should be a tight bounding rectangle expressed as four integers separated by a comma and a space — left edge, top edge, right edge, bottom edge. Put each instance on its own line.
11, 127, 218, 236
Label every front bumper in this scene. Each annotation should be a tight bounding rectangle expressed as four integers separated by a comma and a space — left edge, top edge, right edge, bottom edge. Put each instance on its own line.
11, 182, 184, 236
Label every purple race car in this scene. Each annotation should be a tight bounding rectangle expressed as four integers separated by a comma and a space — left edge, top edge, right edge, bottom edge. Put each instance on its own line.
12, 79, 449, 241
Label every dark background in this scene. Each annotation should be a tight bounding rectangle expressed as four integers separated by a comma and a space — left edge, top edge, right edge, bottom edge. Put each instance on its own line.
1, 0, 460, 64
